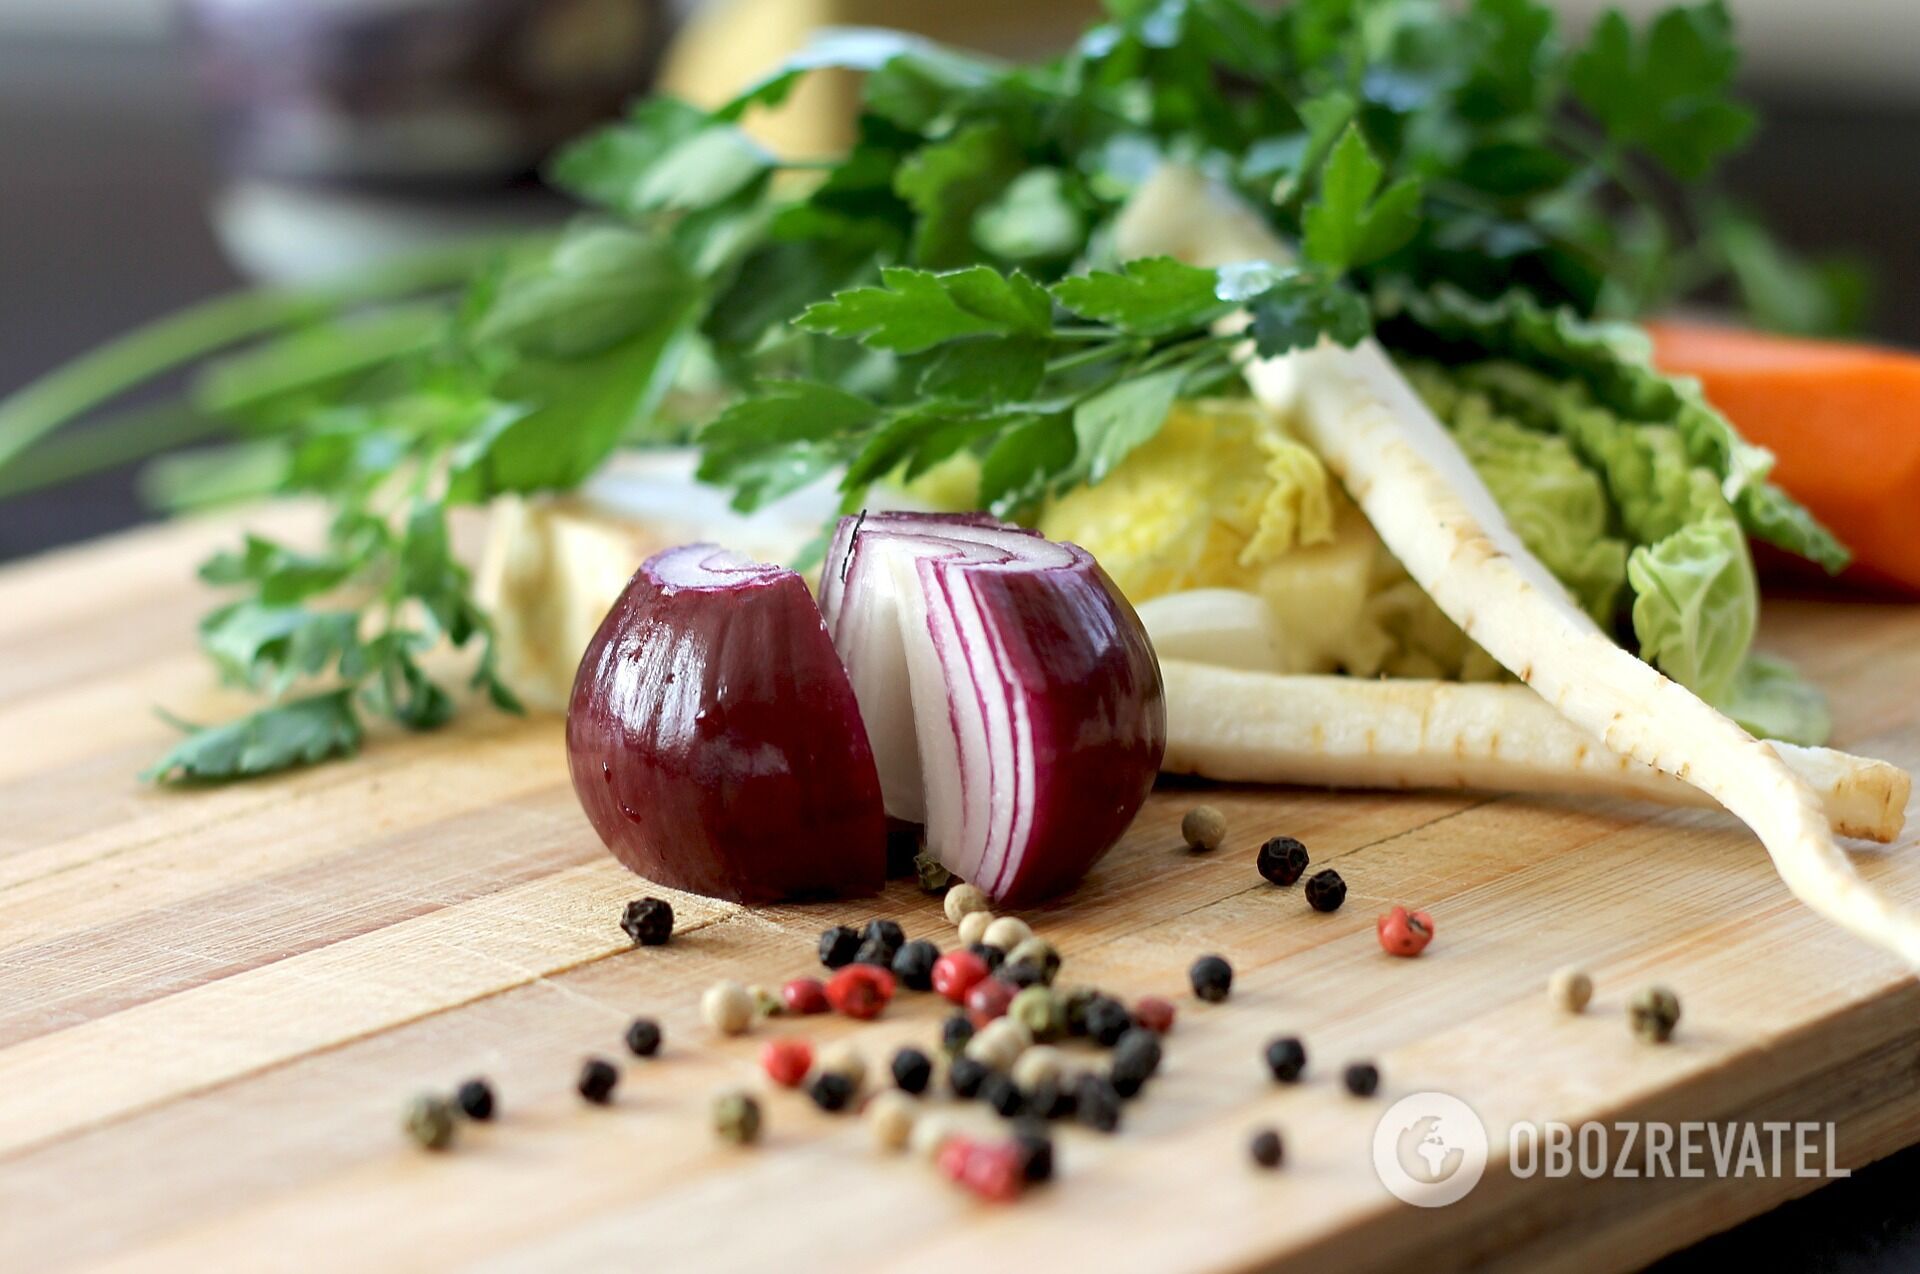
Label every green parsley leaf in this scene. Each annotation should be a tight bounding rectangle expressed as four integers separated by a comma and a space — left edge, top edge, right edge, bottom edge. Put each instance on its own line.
144, 691, 364, 784
1302, 125, 1423, 272
696, 379, 879, 509
895, 123, 1023, 268
1568, 1, 1753, 179
797, 266, 1050, 353
1050, 258, 1235, 336
1072, 366, 1186, 483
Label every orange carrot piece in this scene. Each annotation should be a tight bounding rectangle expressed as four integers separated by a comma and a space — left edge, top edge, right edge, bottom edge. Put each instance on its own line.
1647, 321, 1920, 593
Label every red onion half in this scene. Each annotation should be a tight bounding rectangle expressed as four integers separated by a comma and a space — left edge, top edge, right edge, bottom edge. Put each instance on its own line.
819, 513, 1166, 905
567, 544, 887, 903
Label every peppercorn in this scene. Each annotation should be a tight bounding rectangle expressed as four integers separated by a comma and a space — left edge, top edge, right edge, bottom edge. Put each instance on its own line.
932, 949, 991, 1004
1133, 996, 1176, 1035
883, 940, 934, 992
1377, 906, 1435, 958
749, 985, 784, 1017
1182, 804, 1228, 851
620, 896, 674, 947
949, 1055, 990, 1099
1189, 954, 1234, 1003
819, 925, 861, 969
1015, 1127, 1055, 1183
892, 1046, 933, 1095
967, 976, 1016, 1027
1305, 869, 1347, 913
914, 848, 954, 892
852, 937, 896, 968
945, 883, 991, 925
1111, 1028, 1163, 1092
702, 981, 755, 1035
712, 1090, 762, 1146
826, 964, 896, 1020
1085, 995, 1134, 1047
624, 1016, 663, 1057
998, 960, 1047, 991
983, 916, 1033, 951
781, 977, 830, 1016
817, 1040, 868, 1091
1629, 986, 1681, 1043
1011, 1044, 1064, 1092
809, 1071, 856, 1113
1549, 966, 1593, 1014
868, 1090, 918, 1151
1006, 937, 1061, 983
969, 941, 1007, 972
1249, 1127, 1284, 1169
454, 1078, 494, 1121
1264, 1036, 1307, 1083
1075, 1074, 1123, 1133
966, 1018, 1032, 1071
1027, 1077, 1077, 1121
958, 1139, 1027, 1203
1256, 836, 1310, 886
1009, 985, 1065, 1042
957, 911, 995, 946
941, 1013, 977, 1057
981, 1073, 1027, 1118
403, 1093, 457, 1150
863, 918, 906, 955
1060, 986, 1099, 1037
937, 1134, 977, 1182
1343, 1061, 1380, 1098
577, 1057, 619, 1105
911, 1112, 960, 1160
761, 1037, 814, 1089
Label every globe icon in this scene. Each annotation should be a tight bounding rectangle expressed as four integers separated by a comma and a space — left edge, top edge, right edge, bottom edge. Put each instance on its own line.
1395, 1115, 1465, 1185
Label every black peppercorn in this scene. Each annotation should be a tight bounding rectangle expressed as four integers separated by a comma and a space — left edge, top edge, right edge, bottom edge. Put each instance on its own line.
949, 1055, 990, 1100
997, 959, 1047, 990
891, 939, 940, 990
1085, 995, 1133, 1047
624, 1017, 663, 1058
852, 937, 895, 968
1110, 1028, 1163, 1098
1189, 954, 1234, 1002
891, 1046, 933, 1095
1027, 1077, 1077, 1121
981, 1073, 1027, 1118
1014, 1127, 1055, 1183
1343, 1061, 1380, 1097
620, 897, 674, 946
577, 1057, 619, 1105
968, 941, 1006, 972
1264, 1036, 1307, 1083
941, 1014, 976, 1057
1074, 1074, 1123, 1133
809, 1071, 856, 1112
1256, 836, 1310, 887
1305, 869, 1347, 913
455, 1077, 495, 1121
1060, 987, 1099, 1037
862, 918, 906, 955
819, 925, 861, 968
1249, 1127, 1284, 1169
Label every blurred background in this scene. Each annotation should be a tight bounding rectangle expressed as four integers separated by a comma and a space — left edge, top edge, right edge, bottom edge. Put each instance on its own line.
0, 2, 1915, 1267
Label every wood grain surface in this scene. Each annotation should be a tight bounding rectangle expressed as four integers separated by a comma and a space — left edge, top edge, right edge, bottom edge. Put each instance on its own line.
2, 509, 1917, 1274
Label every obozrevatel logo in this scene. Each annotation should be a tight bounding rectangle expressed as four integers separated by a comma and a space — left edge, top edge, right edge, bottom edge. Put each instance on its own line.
1372, 1092, 1489, 1207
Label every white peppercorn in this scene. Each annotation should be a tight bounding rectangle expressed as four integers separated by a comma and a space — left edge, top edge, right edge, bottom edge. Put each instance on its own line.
867, 1090, 918, 1151
1549, 966, 1593, 1014
910, 1112, 959, 1160
965, 1018, 1032, 1071
957, 910, 995, 946
1182, 804, 1228, 851
983, 916, 1033, 950
1011, 1044, 1064, 1092
944, 883, 991, 925
702, 980, 755, 1035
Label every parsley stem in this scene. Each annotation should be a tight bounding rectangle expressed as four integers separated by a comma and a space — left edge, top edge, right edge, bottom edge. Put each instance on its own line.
1045, 341, 1138, 374
0, 237, 524, 487
0, 400, 222, 500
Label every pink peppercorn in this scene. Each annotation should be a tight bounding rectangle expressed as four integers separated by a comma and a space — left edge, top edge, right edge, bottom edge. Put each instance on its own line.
938, 1135, 977, 1182
1133, 996, 1176, 1035
966, 977, 1016, 1027
826, 964, 896, 1020
932, 949, 990, 1004
1377, 906, 1435, 958
782, 977, 830, 1015
760, 1037, 813, 1088
961, 1141, 1026, 1202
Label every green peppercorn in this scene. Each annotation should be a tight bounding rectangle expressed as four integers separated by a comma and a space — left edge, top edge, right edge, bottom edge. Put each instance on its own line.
578, 1057, 619, 1105
1060, 986, 1099, 1037
624, 1017, 663, 1057
1189, 954, 1234, 1002
1249, 1127, 1284, 1169
1304, 869, 1347, 913
1182, 804, 1228, 851
1343, 1061, 1380, 1098
1256, 836, 1310, 886
1006, 937, 1061, 983
914, 847, 954, 892
620, 897, 674, 946
1264, 1036, 1307, 1083
1629, 986, 1681, 1043
1009, 986, 1065, 1042
403, 1093, 457, 1151
454, 1078, 494, 1121
712, 1090, 762, 1145
749, 985, 784, 1018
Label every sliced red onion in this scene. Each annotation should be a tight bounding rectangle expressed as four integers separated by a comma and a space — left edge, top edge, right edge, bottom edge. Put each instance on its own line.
567, 544, 886, 903
820, 513, 1166, 905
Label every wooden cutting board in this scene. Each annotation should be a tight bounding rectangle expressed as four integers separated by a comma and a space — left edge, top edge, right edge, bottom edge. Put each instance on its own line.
2, 507, 1917, 1274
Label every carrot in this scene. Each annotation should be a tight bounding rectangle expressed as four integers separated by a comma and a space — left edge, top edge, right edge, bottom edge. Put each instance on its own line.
1647, 321, 1920, 593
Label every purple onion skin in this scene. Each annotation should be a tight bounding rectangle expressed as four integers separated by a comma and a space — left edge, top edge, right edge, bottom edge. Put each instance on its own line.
972, 560, 1167, 905
566, 549, 887, 904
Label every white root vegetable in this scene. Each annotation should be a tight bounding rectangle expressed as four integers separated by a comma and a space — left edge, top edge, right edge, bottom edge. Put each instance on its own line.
1160, 661, 1910, 844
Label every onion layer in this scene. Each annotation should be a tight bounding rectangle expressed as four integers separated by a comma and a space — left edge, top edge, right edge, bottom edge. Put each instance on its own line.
820, 513, 1166, 905
567, 544, 886, 903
